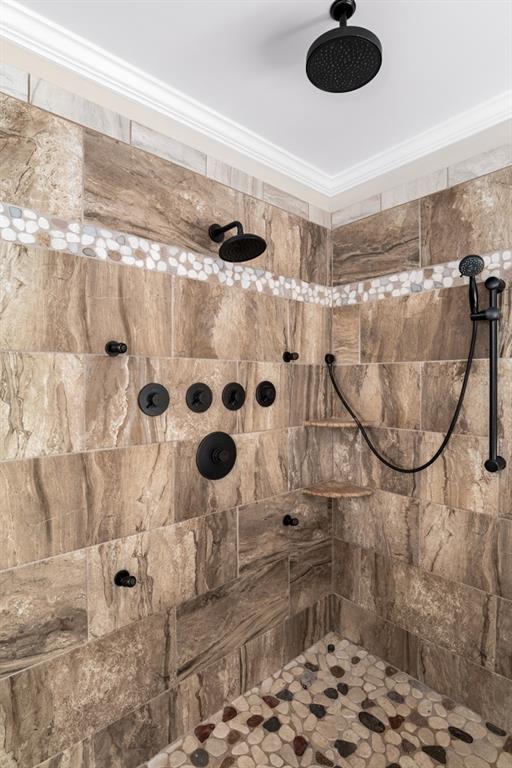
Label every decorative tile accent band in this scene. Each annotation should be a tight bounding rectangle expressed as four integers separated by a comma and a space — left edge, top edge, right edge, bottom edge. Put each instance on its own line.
1, 200, 511, 308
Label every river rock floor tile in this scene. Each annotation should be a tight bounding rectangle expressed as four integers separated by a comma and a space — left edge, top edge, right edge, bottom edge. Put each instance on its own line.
142, 633, 511, 768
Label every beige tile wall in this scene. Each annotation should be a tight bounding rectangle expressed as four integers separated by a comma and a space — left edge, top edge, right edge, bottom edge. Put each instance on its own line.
0, 94, 333, 768
330, 168, 512, 730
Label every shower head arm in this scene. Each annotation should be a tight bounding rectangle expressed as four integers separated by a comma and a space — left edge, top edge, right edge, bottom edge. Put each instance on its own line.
330, 0, 356, 26
208, 221, 243, 244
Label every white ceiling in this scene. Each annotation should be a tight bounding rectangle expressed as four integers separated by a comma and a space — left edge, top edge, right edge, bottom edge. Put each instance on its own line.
2, 0, 512, 204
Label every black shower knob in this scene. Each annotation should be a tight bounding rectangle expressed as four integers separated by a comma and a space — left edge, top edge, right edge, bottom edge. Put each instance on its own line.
138, 383, 170, 416
114, 570, 137, 588
283, 351, 299, 363
186, 383, 213, 413
283, 514, 299, 527
222, 382, 246, 411
256, 381, 276, 407
105, 340, 128, 356
196, 432, 237, 480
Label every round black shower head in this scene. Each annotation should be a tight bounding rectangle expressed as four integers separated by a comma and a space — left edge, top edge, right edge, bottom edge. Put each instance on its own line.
209, 222, 267, 263
459, 254, 485, 277
306, 0, 382, 93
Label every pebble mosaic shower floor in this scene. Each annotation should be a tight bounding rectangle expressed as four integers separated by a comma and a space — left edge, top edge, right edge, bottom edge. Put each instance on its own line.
143, 633, 511, 768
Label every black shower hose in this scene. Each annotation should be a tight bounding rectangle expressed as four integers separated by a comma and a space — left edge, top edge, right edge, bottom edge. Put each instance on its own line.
326, 319, 478, 474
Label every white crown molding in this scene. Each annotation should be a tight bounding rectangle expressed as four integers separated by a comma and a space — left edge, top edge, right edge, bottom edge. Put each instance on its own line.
2, 0, 511, 200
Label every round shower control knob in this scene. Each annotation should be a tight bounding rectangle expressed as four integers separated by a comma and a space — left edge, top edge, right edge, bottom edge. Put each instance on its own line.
105, 340, 128, 356
114, 570, 137, 588
222, 382, 246, 411
283, 515, 299, 527
196, 432, 237, 480
256, 381, 276, 407
138, 383, 170, 416
186, 383, 213, 413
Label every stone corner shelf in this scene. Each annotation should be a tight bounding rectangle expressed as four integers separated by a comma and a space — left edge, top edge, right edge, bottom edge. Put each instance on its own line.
302, 482, 373, 499
304, 418, 374, 428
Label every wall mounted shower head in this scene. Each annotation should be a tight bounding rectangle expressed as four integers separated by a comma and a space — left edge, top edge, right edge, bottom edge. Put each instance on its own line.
306, 0, 382, 93
460, 254, 485, 315
459, 254, 485, 277
209, 221, 267, 263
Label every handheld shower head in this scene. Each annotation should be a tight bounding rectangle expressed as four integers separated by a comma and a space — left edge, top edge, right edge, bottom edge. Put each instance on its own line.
459, 255, 485, 315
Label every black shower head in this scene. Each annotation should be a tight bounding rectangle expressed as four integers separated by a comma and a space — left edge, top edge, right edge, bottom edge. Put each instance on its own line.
459, 255, 485, 277
209, 221, 267, 263
306, 0, 382, 93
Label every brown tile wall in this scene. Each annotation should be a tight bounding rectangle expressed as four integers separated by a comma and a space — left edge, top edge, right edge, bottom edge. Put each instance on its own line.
331, 169, 512, 729
0, 95, 332, 768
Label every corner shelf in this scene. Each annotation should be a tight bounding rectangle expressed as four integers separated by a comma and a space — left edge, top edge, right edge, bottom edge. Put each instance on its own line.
303, 482, 373, 499
304, 418, 373, 429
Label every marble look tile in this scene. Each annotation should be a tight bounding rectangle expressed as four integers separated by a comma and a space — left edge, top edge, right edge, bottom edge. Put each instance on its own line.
331, 428, 362, 486
0, 551, 87, 677
287, 364, 329, 427
262, 183, 309, 219
0, 612, 175, 767
237, 362, 288, 432
288, 426, 333, 490
421, 167, 512, 265
495, 598, 512, 679
131, 123, 207, 174
173, 278, 287, 362
334, 540, 498, 668
87, 510, 237, 638
288, 301, 331, 365
359, 428, 501, 515
0, 95, 82, 217
238, 491, 330, 573
0, 244, 174, 356
331, 362, 421, 429
0, 453, 87, 570
381, 168, 448, 211
0, 352, 84, 460
176, 650, 242, 734
206, 157, 264, 199
92, 689, 179, 768
418, 639, 512, 731
177, 559, 289, 679
332, 304, 360, 364
332, 201, 420, 285
298, 218, 332, 286
334, 489, 420, 564
308, 204, 331, 228
331, 194, 381, 229
31, 79, 130, 141
290, 540, 332, 614
360, 284, 488, 363
448, 144, 512, 186
285, 595, 331, 661
0, 63, 28, 101
240, 623, 286, 691
35, 739, 94, 768
331, 594, 421, 678
84, 356, 237, 450
420, 503, 507, 596
174, 428, 289, 523
422, 359, 512, 437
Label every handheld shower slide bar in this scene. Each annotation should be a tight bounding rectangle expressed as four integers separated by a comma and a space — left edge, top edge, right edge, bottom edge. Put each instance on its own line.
326, 255, 507, 474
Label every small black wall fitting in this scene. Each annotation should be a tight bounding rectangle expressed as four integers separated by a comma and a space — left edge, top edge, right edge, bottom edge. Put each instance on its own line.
196, 432, 237, 479
138, 383, 170, 416
114, 570, 137, 588
256, 381, 277, 407
105, 340, 128, 356
222, 382, 246, 411
283, 514, 299, 527
283, 351, 299, 363
186, 383, 213, 413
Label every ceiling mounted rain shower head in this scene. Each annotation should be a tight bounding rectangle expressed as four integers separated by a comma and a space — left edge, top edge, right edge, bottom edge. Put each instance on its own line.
306, 0, 382, 93
209, 221, 267, 263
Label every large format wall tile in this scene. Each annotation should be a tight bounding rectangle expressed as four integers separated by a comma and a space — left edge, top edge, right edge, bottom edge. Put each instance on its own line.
84, 356, 237, 450
0, 612, 175, 766
495, 597, 512, 680
284, 596, 331, 662
237, 362, 288, 432
0, 95, 82, 218
332, 201, 420, 285
240, 623, 286, 692
332, 362, 421, 430
174, 428, 289, 522
288, 301, 331, 366
360, 285, 488, 363
290, 540, 331, 614
173, 278, 287, 362
333, 540, 497, 669
177, 559, 289, 679
35, 739, 94, 768
0, 352, 84, 460
288, 426, 333, 490
287, 364, 329, 427
421, 167, 512, 265
332, 305, 360, 364
334, 489, 420, 564
421, 359, 512, 437
418, 639, 512, 732
238, 491, 330, 573
0, 244, 174, 356
87, 510, 237, 638
0, 551, 87, 677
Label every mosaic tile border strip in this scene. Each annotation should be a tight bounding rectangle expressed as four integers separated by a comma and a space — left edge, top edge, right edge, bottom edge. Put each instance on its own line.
1, 201, 511, 309
144, 632, 511, 768
0, 201, 331, 307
